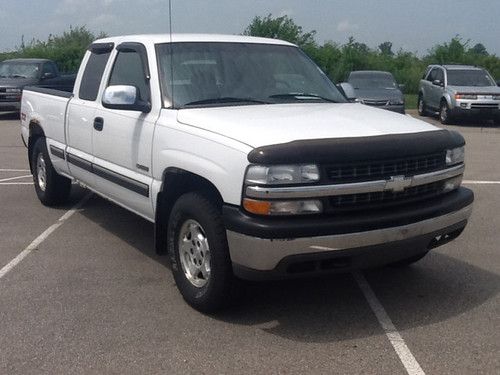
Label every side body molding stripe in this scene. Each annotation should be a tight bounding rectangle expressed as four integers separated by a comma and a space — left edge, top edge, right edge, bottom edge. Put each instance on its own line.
49, 145, 66, 160
66, 152, 149, 197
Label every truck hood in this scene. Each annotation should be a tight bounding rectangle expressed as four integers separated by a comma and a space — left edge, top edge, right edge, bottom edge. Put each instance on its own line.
447, 85, 500, 94
177, 103, 438, 148
0, 77, 38, 88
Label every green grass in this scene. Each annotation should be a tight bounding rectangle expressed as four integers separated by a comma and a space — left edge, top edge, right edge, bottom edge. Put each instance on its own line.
405, 94, 418, 110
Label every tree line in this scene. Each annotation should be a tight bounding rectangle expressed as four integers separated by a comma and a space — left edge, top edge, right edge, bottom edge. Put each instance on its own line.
244, 15, 500, 94
1, 17, 499, 94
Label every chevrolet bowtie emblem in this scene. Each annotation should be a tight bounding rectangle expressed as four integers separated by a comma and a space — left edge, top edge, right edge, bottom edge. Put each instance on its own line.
385, 175, 412, 192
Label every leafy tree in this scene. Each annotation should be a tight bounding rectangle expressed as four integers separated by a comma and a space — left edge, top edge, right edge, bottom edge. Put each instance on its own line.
0, 26, 106, 73
243, 14, 317, 50
378, 41, 394, 56
470, 43, 488, 56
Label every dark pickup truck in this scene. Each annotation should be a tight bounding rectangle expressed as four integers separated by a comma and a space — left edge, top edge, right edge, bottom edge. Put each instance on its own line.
0, 58, 75, 112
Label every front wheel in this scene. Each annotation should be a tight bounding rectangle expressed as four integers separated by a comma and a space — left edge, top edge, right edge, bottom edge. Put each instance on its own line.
167, 192, 238, 312
31, 138, 71, 206
439, 101, 452, 125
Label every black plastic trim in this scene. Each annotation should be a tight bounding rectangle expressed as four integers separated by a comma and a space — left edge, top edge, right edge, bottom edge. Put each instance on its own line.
93, 164, 149, 197
223, 187, 473, 239
67, 153, 92, 172
66, 152, 149, 197
248, 129, 465, 164
88, 42, 115, 54
23, 86, 73, 98
49, 145, 65, 160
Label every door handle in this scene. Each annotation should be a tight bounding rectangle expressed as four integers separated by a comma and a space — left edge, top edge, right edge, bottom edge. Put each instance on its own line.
94, 117, 104, 131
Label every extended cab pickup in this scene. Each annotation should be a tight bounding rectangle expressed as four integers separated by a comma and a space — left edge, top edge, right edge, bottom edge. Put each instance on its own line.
0, 58, 75, 112
21, 34, 474, 312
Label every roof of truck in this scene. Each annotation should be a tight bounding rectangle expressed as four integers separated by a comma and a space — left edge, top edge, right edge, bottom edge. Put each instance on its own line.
93, 33, 296, 47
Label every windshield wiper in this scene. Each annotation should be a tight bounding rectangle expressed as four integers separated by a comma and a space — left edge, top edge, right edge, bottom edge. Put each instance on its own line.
269, 93, 338, 103
182, 97, 271, 107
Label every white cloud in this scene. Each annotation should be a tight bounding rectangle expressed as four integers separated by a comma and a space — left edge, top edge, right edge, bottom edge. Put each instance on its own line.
337, 19, 359, 32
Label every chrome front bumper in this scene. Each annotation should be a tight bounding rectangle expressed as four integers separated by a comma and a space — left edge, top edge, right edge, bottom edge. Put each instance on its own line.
227, 204, 472, 272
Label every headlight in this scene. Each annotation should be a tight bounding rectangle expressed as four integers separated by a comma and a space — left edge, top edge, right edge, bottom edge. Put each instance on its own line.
455, 94, 477, 100
245, 164, 320, 185
5, 88, 21, 93
243, 198, 323, 216
446, 146, 465, 165
389, 99, 404, 105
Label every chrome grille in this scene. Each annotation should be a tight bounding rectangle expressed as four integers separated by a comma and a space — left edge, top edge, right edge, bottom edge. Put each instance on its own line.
327, 180, 444, 211
324, 152, 446, 183
363, 99, 389, 106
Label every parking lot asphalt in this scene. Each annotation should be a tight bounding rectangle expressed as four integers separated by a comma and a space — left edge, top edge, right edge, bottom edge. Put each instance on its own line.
1, 110, 499, 374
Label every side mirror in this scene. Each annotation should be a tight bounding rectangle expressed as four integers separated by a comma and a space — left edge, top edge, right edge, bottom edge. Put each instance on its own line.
497, 80, 500, 87
398, 83, 405, 91
102, 85, 151, 113
41, 72, 55, 80
338, 82, 357, 101
432, 79, 444, 87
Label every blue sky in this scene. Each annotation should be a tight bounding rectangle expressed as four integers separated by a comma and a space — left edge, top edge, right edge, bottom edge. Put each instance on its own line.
1, 0, 499, 56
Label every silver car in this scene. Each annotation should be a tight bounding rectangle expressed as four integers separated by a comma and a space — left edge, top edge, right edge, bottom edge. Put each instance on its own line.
418, 64, 500, 124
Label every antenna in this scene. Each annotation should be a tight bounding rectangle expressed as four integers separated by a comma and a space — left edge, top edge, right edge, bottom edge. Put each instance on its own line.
169, 0, 174, 107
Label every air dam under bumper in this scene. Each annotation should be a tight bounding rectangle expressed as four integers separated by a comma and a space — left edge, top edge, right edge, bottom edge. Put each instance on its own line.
224, 188, 473, 279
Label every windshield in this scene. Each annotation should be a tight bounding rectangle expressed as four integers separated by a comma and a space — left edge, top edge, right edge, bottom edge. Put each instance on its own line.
447, 69, 495, 87
0, 62, 40, 79
348, 73, 397, 90
156, 42, 346, 108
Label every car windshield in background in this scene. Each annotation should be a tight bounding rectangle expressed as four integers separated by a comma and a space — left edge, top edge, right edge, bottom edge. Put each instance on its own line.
447, 69, 495, 86
349, 74, 398, 90
0, 62, 40, 79
156, 42, 346, 108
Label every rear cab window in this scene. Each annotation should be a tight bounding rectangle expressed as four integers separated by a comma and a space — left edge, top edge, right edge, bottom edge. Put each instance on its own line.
78, 43, 114, 101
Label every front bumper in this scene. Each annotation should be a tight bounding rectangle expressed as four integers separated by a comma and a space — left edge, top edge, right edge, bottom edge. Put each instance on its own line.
451, 100, 500, 119
224, 187, 473, 279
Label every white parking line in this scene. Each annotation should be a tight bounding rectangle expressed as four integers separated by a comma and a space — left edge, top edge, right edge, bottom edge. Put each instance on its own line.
463, 180, 500, 185
353, 272, 425, 375
0, 174, 32, 182
0, 169, 30, 172
0, 193, 91, 280
0, 182, 33, 185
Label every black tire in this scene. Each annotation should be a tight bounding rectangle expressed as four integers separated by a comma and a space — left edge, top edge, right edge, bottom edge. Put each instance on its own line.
417, 94, 427, 116
167, 192, 238, 312
389, 251, 429, 267
31, 138, 71, 206
439, 100, 452, 125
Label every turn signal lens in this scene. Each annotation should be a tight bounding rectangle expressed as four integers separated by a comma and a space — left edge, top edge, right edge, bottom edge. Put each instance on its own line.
243, 198, 323, 216
243, 199, 272, 215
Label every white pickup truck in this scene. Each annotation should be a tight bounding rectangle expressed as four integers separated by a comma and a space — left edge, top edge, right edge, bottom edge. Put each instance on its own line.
21, 34, 473, 312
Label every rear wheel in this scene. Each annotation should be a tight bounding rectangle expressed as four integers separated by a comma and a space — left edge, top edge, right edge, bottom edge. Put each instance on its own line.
417, 94, 427, 116
31, 138, 71, 206
167, 192, 238, 312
